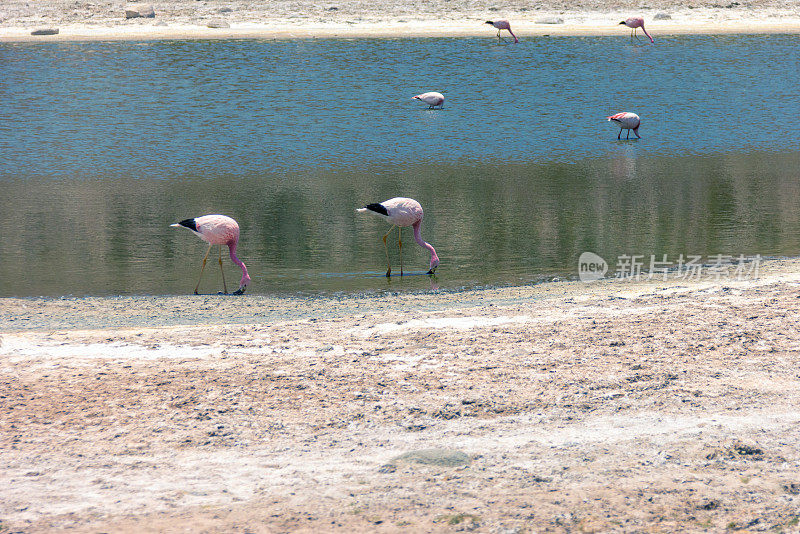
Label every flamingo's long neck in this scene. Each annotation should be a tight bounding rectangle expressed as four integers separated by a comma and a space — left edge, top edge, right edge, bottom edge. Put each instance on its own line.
508, 29, 519, 43
641, 24, 654, 43
227, 241, 251, 288
412, 221, 439, 267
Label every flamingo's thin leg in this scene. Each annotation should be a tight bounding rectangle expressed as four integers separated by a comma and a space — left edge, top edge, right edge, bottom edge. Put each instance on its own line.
382, 225, 396, 277
398, 227, 403, 276
618, 129, 622, 140
218, 246, 228, 294
626, 129, 630, 140
195, 243, 213, 295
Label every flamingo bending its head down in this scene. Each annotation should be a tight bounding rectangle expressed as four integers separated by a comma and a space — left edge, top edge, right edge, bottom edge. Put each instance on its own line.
357, 197, 439, 277
620, 17, 653, 43
485, 19, 518, 43
171, 214, 250, 295
412, 92, 445, 109
607, 112, 641, 140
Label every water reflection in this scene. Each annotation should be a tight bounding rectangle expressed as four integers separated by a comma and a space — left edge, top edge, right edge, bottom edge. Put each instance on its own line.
0, 152, 798, 296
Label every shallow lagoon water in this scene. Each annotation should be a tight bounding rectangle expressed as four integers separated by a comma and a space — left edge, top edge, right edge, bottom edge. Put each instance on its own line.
1, 35, 799, 296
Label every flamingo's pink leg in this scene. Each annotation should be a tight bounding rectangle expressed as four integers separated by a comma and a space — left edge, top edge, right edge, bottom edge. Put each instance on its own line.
382, 226, 396, 277
398, 227, 403, 276
218, 246, 228, 294
195, 243, 213, 295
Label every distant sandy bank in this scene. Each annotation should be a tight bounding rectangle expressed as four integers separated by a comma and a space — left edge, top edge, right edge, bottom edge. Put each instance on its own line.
3, 6, 800, 41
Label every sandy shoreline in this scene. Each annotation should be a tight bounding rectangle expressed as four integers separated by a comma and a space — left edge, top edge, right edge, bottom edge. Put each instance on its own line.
2, 259, 800, 531
3, 0, 800, 41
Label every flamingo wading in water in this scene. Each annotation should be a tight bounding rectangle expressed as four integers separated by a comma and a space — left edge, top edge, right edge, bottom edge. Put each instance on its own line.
412, 92, 445, 109
620, 16, 653, 43
607, 112, 641, 139
357, 197, 440, 277
171, 214, 251, 295
485, 19, 518, 43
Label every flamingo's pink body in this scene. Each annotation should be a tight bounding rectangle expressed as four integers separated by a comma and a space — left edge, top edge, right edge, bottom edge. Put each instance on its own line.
607, 112, 641, 140
171, 214, 250, 294
620, 16, 653, 43
413, 92, 445, 109
485, 19, 518, 43
357, 197, 439, 277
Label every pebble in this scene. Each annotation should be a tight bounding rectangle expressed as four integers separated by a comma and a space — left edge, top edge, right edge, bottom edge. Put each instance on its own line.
389, 448, 472, 468
124, 3, 155, 18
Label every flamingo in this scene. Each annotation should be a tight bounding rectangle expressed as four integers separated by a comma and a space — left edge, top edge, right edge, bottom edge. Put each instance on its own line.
485, 19, 519, 43
619, 16, 653, 43
356, 197, 439, 277
412, 92, 445, 109
171, 214, 251, 295
607, 112, 641, 139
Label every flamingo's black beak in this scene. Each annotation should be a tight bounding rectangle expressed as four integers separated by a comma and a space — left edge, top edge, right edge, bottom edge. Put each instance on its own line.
619, 20, 626, 24
233, 286, 247, 295
485, 20, 493, 25
427, 268, 436, 275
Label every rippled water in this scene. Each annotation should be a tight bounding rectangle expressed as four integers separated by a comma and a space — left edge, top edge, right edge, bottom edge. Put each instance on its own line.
1, 35, 798, 296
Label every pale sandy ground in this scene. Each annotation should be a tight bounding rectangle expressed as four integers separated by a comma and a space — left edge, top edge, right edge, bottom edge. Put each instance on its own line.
2, 0, 800, 41
3, 259, 800, 532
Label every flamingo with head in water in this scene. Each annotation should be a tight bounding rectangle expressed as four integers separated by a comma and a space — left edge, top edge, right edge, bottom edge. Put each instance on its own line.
607, 112, 641, 140
485, 19, 519, 43
412, 92, 445, 109
171, 214, 250, 295
620, 16, 654, 43
357, 197, 439, 277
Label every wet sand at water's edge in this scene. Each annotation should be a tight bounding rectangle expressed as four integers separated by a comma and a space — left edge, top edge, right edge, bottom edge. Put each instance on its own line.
2, 258, 800, 531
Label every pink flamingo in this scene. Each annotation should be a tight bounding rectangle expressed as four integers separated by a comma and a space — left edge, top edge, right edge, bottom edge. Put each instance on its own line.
356, 197, 439, 277
171, 214, 251, 295
412, 92, 445, 109
607, 112, 641, 139
485, 19, 518, 43
620, 16, 653, 43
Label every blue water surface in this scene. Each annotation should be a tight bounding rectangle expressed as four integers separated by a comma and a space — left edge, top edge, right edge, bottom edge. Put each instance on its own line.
0, 35, 798, 296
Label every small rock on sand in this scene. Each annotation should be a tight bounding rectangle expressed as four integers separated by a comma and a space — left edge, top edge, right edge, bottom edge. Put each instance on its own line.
389, 448, 472, 468
125, 3, 155, 18
31, 28, 59, 35
206, 19, 230, 28
536, 16, 564, 24
654, 12, 672, 19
